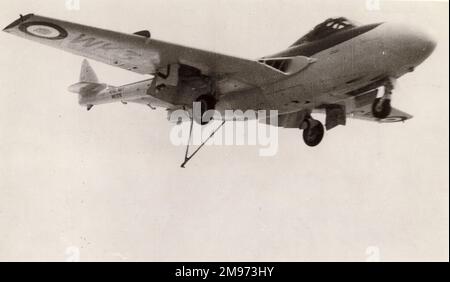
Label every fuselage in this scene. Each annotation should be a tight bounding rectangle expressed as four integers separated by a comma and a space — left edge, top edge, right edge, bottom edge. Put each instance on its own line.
78, 79, 173, 109
79, 21, 436, 118
214, 21, 436, 116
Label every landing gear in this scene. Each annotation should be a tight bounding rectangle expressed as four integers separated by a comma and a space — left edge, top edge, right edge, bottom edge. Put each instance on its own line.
372, 98, 392, 119
193, 95, 216, 125
372, 79, 394, 119
301, 117, 325, 147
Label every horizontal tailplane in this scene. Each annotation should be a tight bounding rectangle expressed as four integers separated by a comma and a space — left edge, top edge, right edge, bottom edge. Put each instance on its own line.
68, 82, 107, 94
68, 59, 110, 94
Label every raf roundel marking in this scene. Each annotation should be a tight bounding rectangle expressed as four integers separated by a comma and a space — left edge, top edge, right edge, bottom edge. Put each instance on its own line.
19, 21, 68, 40
380, 116, 407, 123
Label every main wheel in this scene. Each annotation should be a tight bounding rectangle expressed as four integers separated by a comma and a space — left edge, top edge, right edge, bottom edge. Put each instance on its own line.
193, 95, 216, 125
302, 119, 325, 147
372, 98, 392, 119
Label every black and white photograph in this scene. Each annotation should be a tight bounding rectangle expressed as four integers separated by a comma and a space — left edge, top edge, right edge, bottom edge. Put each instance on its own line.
0, 0, 448, 267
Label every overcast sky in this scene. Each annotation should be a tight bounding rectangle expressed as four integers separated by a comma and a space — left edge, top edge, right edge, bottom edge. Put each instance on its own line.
0, 0, 448, 261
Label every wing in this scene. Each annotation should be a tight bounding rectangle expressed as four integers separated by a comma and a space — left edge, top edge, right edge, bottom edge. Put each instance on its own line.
3, 14, 285, 87
345, 89, 413, 123
263, 105, 412, 129
348, 105, 413, 123
263, 88, 412, 128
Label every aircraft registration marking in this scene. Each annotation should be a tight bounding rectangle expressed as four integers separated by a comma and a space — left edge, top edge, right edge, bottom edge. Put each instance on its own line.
70, 34, 142, 60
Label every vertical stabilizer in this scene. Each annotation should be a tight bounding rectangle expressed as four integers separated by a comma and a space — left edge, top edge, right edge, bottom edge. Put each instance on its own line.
80, 59, 99, 83
68, 59, 106, 94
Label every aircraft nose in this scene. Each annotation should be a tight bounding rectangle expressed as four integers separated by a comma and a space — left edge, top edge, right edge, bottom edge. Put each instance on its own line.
383, 22, 437, 66
409, 25, 437, 59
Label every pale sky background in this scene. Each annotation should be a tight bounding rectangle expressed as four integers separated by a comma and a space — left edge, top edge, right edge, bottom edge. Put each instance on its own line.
0, 0, 448, 261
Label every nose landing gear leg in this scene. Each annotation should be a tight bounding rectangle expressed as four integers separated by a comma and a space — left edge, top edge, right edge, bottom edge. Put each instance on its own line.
372, 79, 394, 119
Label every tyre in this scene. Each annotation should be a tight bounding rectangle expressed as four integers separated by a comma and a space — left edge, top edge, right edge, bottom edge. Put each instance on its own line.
372, 98, 392, 119
302, 119, 325, 147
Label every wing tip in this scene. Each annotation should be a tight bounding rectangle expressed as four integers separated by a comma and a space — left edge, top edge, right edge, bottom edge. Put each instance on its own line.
3, 13, 34, 32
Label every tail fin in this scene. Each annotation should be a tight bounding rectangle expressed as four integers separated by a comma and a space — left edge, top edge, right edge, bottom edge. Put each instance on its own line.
68, 59, 106, 94
80, 59, 99, 83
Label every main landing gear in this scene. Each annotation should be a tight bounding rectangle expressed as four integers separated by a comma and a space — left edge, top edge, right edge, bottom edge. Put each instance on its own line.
372, 79, 394, 119
300, 116, 325, 147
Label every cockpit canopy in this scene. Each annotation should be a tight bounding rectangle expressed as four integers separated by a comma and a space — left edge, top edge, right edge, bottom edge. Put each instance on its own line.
291, 17, 357, 46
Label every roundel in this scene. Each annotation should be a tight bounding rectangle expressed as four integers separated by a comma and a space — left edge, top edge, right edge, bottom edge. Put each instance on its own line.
380, 116, 407, 123
19, 22, 68, 40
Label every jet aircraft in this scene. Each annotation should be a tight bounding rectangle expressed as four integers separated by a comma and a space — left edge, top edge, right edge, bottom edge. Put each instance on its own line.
3, 14, 436, 166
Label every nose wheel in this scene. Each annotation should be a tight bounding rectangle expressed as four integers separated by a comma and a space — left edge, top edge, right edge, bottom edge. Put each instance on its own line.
372, 79, 394, 119
301, 117, 325, 147
372, 98, 392, 119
